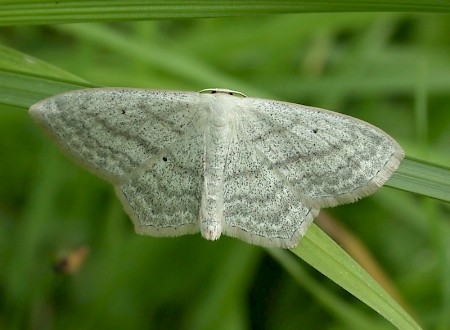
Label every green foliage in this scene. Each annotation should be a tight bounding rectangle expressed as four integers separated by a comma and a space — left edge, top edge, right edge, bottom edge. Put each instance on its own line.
0, 4, 449, 330
0, 0, 449, 25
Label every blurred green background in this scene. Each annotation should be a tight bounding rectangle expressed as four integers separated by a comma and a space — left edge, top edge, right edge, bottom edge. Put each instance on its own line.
0, 11, 449, 330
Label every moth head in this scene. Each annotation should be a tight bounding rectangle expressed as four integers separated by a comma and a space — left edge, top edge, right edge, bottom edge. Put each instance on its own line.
199, 88, 246, 98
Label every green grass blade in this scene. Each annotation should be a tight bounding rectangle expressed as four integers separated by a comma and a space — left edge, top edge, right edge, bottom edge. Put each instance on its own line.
0, 0, 449, 26
267, 248, 392, 329
0, 44, 86, 82
388, 158, 450, 202
291, 224, 422, 330
0, 71, 91, 108
0, 45, 94, 107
